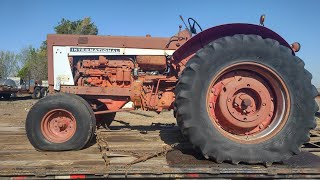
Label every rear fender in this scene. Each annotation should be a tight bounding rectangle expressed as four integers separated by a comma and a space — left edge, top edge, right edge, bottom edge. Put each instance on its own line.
172, 23, 293, 65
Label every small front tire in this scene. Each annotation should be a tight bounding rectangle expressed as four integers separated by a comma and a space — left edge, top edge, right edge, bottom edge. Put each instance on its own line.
26, 93, 96, 151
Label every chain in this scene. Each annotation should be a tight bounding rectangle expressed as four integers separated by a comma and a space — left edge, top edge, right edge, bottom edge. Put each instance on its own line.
126, 142, 179, 166
96, 130, 110, 168
96, 129, 179, 168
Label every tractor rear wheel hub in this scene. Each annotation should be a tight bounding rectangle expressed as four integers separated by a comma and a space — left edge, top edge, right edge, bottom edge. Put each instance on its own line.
208, 69, 276, 136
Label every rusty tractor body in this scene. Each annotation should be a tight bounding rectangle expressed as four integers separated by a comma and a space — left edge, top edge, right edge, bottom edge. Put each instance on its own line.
26, 17, 317, 164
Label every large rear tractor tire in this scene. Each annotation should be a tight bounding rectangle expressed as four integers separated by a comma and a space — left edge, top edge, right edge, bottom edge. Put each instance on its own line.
174, 35, 318, 164
26, 93, 96, 151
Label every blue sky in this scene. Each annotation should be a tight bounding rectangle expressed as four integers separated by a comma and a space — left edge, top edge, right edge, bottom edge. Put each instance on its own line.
1, 0, 320, 87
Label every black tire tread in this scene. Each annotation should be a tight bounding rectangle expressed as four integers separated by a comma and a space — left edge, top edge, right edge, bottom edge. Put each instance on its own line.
26, 93, 96, 151
174, 34, 317, 164
60, 93, 97, 145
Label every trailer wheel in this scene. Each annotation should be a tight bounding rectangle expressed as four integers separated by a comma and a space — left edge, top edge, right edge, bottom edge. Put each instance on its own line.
2, 94, 11, 100
32, 87, 41, 99
96, 112, 116, 129
26, 93, 96, 151
40, 88, 48, 98
174, 35, 318, 164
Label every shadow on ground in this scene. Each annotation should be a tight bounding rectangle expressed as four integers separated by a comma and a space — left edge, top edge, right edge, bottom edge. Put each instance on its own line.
0, 95, 33, 101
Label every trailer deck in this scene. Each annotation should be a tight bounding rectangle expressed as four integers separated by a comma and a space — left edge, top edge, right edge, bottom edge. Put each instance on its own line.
96, 127, 320, 179
0, 98, 320, 179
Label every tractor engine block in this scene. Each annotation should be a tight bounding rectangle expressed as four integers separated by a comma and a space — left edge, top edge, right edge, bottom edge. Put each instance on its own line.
74, 56, 134, 88
71, 55, 176, 112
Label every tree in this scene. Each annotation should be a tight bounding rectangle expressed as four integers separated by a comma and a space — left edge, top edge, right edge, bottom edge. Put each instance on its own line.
40, 17, 98, 52
54, 17, 98, 35
17, 17, 99, 80
0, 51, 20, 78
17, 47, 47, 80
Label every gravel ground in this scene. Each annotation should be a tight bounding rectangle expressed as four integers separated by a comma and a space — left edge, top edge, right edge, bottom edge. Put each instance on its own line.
0, 95, 177, 128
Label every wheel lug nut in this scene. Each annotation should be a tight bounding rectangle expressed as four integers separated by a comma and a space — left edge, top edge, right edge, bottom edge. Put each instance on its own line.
227, 99, 231, 102
262, 103, 266, 106
259, 124, 264, 129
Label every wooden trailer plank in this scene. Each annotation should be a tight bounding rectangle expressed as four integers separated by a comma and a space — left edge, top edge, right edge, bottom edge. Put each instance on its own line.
0, 99, 320, 179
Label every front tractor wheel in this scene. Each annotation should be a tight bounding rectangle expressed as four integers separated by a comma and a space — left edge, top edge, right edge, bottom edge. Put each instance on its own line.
26, 94, 96, 151
174, 35, 318, 164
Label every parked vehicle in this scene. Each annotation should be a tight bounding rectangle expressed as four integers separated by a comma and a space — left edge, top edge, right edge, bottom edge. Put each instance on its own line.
21, 79, 49, 99
10, 77, 49, 99
0, 78, 18, 99
26, 15, 318, 165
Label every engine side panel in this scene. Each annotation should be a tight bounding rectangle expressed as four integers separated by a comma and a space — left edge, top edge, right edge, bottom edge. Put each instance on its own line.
53, 46, 75, 89
52, 46, 175, 90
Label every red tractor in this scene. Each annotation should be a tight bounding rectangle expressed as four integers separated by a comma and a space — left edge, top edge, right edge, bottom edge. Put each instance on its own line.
26, 16, 317, 164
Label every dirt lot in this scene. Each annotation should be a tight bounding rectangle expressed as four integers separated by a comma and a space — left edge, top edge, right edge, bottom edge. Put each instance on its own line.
0, 96, 176, 129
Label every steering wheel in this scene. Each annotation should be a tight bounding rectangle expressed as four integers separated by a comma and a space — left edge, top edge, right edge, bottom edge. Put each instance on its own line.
188, 18, 203, 34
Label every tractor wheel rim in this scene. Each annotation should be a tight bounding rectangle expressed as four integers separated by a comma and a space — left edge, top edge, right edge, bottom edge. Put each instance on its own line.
206, 62, 290, 143
41, 109, 76, 143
